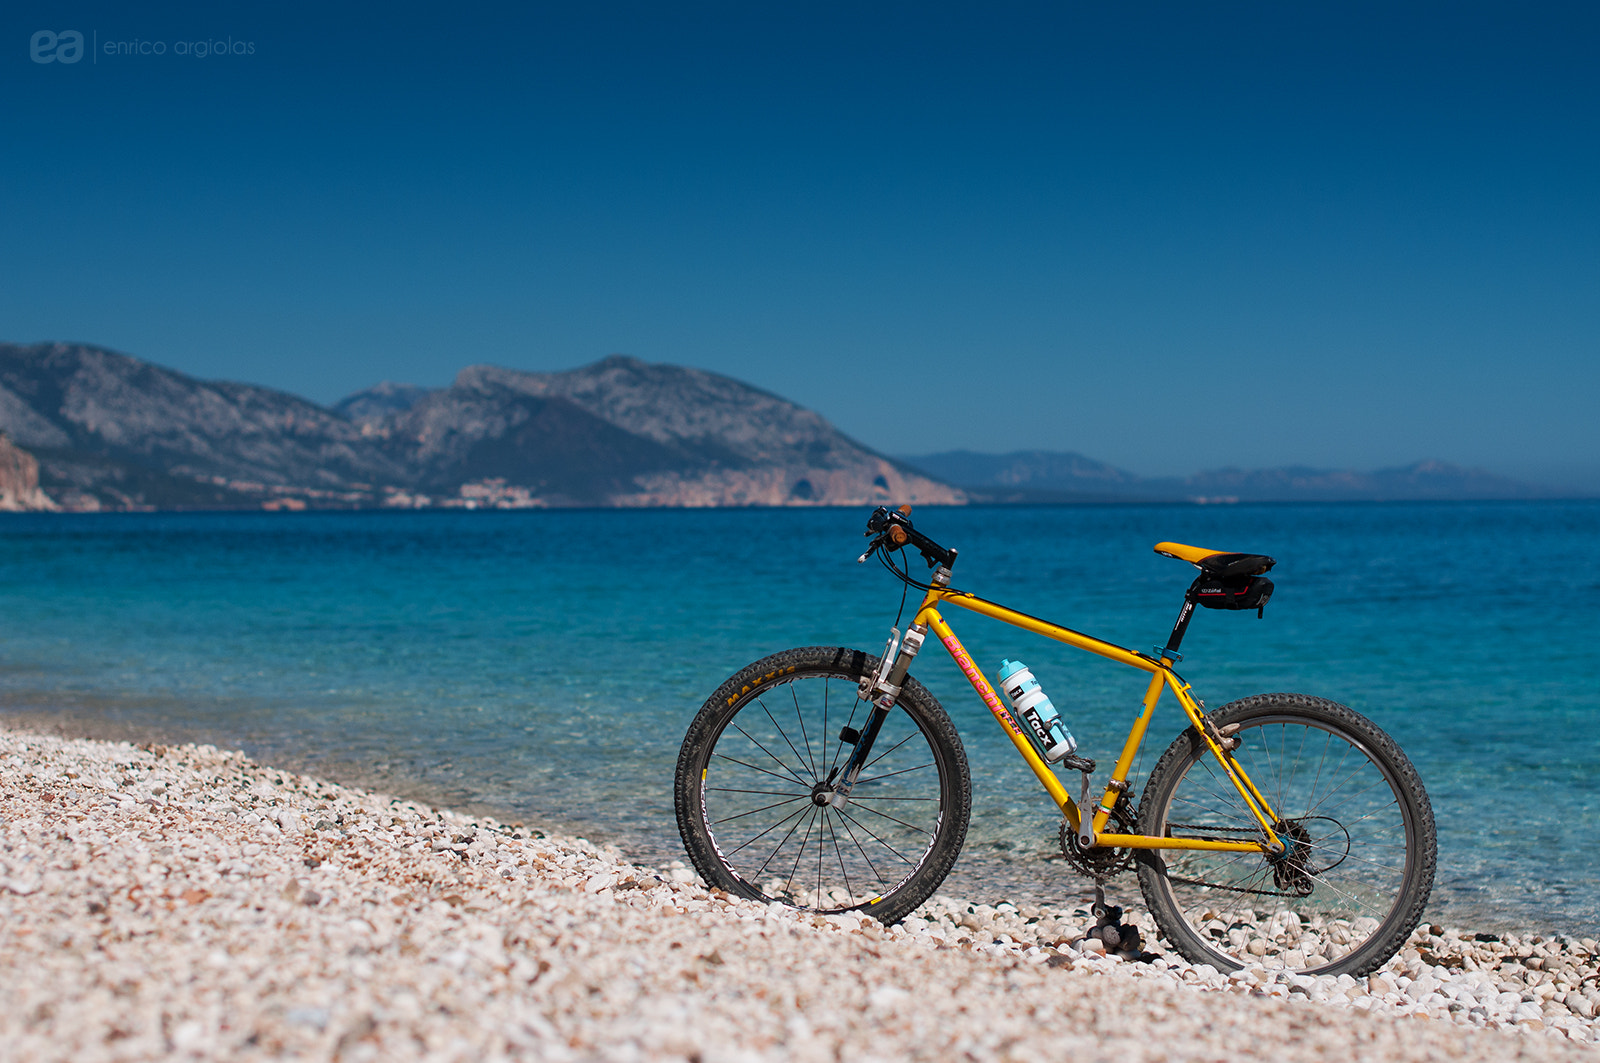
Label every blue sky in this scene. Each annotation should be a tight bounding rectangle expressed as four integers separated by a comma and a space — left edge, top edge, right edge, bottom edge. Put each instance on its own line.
4, 3, 1598, 489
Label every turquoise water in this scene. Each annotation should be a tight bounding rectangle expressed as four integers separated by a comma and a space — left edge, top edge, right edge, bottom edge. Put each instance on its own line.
1, 504, 1596, 932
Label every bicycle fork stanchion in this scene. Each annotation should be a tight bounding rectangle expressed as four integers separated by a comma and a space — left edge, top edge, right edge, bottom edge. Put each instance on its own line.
828, 623, 930, 808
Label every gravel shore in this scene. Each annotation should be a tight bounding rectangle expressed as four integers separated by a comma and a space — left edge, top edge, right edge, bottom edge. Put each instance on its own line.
1, 724, 1591, 1061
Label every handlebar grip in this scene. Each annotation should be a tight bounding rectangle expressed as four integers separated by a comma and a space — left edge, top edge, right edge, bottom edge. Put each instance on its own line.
864, 504, 913, 536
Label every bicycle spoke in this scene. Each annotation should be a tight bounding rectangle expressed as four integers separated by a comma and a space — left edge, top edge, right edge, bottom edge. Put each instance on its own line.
848, 799, 932, 835
712, 751, 813, 788
826, 813, 855, 901
815, 807, 826, 903
757, 696, 816, 785
834, 809, 886, 889
792, 681, 817, 779
753, 804, 817, 880
853, 761, 936, 786
712, 793, 812, 825
834, 806, 920, 868
861, 726, 920, 772
708, 786, 811, 797
725, 803, 812, 859
1301, 768, 1391, 821
784, 808, 820, 898
729, 721, 812, 787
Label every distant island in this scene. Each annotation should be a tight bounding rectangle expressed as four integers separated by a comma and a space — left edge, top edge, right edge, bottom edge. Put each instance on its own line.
898, 449, 1554, 504
0, 342, 1560, 512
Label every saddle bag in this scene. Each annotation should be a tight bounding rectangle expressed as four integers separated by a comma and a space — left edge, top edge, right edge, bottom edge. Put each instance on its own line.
1193, 574, 1274, 612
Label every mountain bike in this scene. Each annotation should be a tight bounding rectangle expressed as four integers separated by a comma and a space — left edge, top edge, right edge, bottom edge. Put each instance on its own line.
673, 506, 1436, 977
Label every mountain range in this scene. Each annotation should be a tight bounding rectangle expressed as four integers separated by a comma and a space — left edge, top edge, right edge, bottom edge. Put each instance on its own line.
899, 450, 1552, 503
0, 343, 958, 511
0, 342, 1559, 512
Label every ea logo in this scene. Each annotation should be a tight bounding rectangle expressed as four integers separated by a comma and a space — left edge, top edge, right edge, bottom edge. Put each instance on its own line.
31, 30, 84, 64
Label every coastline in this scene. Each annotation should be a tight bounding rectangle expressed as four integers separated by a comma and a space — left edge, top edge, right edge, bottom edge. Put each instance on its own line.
2, 724, 1593, 1061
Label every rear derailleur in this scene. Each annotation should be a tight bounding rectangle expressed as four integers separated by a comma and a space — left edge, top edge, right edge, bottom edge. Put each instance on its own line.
1266, 818, 1316, 897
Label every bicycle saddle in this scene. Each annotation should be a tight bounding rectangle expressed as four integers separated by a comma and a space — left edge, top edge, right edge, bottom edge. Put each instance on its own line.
1154, 541, 1276, 577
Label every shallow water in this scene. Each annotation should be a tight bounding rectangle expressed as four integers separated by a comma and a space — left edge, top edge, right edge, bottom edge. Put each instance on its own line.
1, 503, 1595, 932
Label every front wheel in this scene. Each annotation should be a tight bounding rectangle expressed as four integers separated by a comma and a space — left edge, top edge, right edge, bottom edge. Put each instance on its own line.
1136, 693, 1435, 977
674, 646, 971, 923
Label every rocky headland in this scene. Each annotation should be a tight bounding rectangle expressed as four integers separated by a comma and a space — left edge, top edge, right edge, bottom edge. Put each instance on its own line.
1, 723, 1593, 1061
0, 432, 57, 512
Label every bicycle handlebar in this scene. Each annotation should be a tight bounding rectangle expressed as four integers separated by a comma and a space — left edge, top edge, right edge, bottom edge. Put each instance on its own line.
863, 506, 958, 570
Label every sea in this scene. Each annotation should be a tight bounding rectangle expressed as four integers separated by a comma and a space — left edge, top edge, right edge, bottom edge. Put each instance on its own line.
1, 502, 1596, 934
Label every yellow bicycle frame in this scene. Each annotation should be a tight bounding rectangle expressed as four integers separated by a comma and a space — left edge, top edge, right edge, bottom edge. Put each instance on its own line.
912, 584, 1285, 856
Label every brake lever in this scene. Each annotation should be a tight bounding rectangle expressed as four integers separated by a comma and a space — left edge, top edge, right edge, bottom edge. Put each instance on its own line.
857, 535, 884, 563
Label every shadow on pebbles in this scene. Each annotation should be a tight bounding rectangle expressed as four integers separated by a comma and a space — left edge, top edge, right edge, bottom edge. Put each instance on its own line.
0, 725, 1591, 1062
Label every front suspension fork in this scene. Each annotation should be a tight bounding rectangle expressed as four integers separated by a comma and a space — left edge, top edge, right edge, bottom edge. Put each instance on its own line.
828, 624, 928, 807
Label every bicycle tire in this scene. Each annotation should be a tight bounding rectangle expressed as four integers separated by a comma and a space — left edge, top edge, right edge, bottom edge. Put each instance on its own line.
674, 646, 971, 923
1136, 693, 1435, 977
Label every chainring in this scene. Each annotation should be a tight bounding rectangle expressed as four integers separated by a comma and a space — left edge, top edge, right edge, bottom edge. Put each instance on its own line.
1060, 797, 1138, 880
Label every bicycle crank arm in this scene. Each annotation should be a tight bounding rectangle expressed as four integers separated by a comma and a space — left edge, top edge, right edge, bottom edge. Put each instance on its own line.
1077, 771, 1097, 848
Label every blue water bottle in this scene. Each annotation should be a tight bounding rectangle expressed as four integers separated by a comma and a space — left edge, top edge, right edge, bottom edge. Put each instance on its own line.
997, 659, 1076, 762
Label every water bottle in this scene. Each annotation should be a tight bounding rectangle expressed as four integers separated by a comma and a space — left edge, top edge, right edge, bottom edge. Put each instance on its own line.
997, 659, 1076, 762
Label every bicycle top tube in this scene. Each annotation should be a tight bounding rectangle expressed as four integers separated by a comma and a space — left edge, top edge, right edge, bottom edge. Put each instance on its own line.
913, 585, 1166, 677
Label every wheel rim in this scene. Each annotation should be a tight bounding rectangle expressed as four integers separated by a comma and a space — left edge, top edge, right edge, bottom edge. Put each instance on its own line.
1148, 715, 1417, 972
697, 671, 948, 912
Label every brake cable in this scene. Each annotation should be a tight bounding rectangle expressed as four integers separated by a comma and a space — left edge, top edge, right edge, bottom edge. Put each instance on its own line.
875, 539, 940, 593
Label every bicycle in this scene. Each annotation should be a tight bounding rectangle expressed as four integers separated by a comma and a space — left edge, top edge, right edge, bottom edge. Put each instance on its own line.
674, 506, 1436, 977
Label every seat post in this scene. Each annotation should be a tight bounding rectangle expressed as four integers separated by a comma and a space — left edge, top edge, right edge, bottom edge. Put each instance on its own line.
1160, 580, 1204, 661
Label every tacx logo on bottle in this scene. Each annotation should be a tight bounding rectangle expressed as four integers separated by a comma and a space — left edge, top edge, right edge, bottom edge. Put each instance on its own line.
1020, 707, 1051, 745
30, 30, 84, 64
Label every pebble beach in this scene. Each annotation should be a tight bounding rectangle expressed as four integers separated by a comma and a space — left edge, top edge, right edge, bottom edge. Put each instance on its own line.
2, 723, 1594, 1062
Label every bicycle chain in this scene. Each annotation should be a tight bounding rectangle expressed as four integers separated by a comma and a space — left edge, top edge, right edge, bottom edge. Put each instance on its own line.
1161, 875, 1307, 899
1162, 822, 1311, 899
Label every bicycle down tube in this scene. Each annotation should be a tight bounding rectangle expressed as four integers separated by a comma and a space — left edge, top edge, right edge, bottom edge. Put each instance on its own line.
915, 587, 1284, 855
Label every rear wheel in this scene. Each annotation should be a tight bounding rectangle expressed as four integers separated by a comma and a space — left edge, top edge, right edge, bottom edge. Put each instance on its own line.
674, 646, 970, 923
1136, 693, 1435, 977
